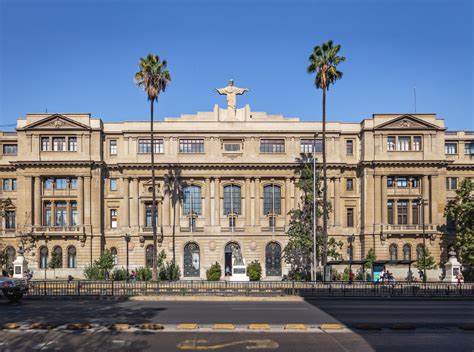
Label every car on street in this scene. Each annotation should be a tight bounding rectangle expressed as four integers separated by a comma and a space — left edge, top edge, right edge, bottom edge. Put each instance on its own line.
0, 277, 28, 302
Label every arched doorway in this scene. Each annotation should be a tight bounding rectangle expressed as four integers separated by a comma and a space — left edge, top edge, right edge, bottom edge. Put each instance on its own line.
265, 242, 282, 276
183, 242, 200, 277
5, 246, 16, 273
224, 242, 242, 276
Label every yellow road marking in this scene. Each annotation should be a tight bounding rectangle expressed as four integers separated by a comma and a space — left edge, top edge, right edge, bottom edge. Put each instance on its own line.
284, 324, 307, 330
110, 323, 129, 331
177, 323, 199, 330
248, 323, 270, 330
177, 339, 279, 350
3, 323, 19, 330
212, 324, 235, 330
320, 323, 344, 330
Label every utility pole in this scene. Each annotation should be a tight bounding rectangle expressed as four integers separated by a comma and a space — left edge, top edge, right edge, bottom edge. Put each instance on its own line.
418, 197, 427, 283
312, 133, 318, 281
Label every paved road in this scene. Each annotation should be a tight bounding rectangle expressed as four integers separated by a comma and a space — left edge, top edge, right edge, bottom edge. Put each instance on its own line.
0, 297, 472, 351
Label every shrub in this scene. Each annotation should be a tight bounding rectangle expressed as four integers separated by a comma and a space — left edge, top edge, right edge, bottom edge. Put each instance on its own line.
84, 264, 103, 280
136, 267, 152, 281
246, 260, 262, 281
288, 268, 311, 281
206, 262, 221, 281
112, 267, 129, 281
159, 261, 181, 281
83, 250, 115, 280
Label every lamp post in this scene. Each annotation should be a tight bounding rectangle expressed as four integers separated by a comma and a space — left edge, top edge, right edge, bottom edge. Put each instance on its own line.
312, 133, 318, 282
417, 197, 427, 283
124, 233, 130, 279
348, 234, 355, 280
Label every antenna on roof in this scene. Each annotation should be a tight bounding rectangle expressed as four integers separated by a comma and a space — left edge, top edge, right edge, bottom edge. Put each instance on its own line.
45, 108, 48, 113
413, 87, 417, 113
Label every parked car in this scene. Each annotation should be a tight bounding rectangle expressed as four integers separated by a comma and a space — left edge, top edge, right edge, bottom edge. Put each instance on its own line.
0, 276, 28, 302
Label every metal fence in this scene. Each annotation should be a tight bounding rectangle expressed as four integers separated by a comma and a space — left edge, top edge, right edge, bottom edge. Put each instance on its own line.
26, 280, 474, 298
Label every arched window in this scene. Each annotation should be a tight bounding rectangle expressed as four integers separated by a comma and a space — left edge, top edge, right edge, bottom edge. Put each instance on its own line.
52, 246, 63, 268
110, 247, 118, 266
403, 244, 411, 261
183, 242, 200, 277
39, 246, 48, 269
145, 245, 154, 268
265, 242, 282, 276
224, 242, 242, 276
223, 185, 241, 215
416, 244, 425, 261
263, 185, 281, 215
5, 246, 16, 271
183, 185, 202, 215
389, 244, 398, 261
67, 246, 77, 268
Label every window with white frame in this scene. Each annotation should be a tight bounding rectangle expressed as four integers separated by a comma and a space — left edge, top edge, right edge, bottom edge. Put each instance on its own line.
110, 209, 118, 228
110, 179, 118, 191
445, 142, 458, 155
464, 141, 474, 155
138, 139, 163, 154
179, 139, 204, 153
109, 140, 117, 155
300, 139, 322, 153
260, 139, 285, 153
446, 177, 458, 190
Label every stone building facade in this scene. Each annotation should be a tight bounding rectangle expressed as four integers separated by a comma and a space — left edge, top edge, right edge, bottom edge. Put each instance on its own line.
0, 103, 473, 280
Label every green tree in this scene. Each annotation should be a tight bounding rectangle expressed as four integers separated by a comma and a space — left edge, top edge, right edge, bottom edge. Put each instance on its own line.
416, 246, 437, 273
246, 260, 262, 281
163, 167, 186, 265
444, 178, 474, 267
135, 53, 171, 281
48, 250, 62, 278
307, 41, 346, 277
284, 155, 342, 280
206, 262, 222, 281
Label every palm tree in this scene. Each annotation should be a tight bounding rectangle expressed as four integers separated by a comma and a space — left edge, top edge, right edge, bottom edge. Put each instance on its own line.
307, 40, 345, 280
135, 54, 171, 281
163, 166, 187, 265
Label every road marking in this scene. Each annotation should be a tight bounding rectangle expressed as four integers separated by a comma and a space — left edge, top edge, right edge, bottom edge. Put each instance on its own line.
248, 324, 270, 330
320, 323, 345, 330
178, 323, 199, 330
177, 338, 279, 350
212, 324, 235, 330
284, 324, 307, 330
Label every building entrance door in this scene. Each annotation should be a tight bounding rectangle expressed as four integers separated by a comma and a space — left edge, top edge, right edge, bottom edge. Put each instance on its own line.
224, 242, 241, 276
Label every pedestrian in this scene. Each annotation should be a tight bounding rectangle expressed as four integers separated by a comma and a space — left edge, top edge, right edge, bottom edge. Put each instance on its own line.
104, 270, 110, 281
67, 275, 74, 283
131, 270, 136, 282
348, 270, 354, 284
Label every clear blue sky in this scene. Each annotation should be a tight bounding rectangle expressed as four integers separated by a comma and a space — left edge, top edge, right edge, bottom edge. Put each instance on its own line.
0, 0, 472, 130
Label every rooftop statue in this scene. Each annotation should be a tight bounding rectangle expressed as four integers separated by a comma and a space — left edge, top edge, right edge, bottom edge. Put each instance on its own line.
216, 79, 249, 111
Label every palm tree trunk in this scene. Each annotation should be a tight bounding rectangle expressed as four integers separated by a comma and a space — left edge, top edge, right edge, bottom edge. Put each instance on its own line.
172, 202, 176, 265
322, 87, 328, 281
150, 99, 158, 281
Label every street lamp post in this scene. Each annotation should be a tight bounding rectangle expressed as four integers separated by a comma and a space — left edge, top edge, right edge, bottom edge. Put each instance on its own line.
348, 234, 355, 276
312, 133, 318, 282
124, 234, 130, 279
417, 197, 427, 283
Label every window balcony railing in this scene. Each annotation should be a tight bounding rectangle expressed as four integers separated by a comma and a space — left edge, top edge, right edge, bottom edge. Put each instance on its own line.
33, 226, 83, 233
383, 224, 436, 232
261, 226, 285, 232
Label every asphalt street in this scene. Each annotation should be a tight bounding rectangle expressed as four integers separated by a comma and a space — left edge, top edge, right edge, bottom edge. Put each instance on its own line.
0, 297, 472, 351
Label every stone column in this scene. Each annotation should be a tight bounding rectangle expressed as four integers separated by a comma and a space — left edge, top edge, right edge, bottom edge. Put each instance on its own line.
91, 171, 101, 231
130, 178, 139, 228
163, 180, 170, 227
374, 175, 382, 229
215, 177, 220, 226
422, 175, 430, 224
205, 178, 211, 226
51, 201, 56, 226
334, 177, 340, 226
34, 177, 41, 226
245, 178, 251, 226
254, 178, 260, 227
285, 178, 292, 225
250, 178, 255, 226
122, 177, 130, 228
381, 175, 387, 226
78, 176, 84, 226
210, 178, 215, 226
83, 176, 91, 226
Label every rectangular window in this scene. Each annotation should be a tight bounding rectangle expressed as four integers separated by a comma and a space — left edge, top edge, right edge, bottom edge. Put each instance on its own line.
5, 211, 15, 229
138, 139, 163, 154
110, 209, 118, 228
179, 139, 204, 153
387, 177, 394, 188
2, 179, 16, 191
445, 142, 458, 155
411, 177, 419, 188
3, 144, 17, 155
387, 137, 396, 151
446, 177, 458, 190
387, 200, 394, 225
346, 178, 354, 191
44, 178, 54, 190
396, 177, 408, 188
145, 202, 158, 227
109, 140, 117, 155
397, 136, 411, 151
464, 142, 474, 155
223, 140, 242, 152
260, 139, 285, 153
110, 179, 117, 191
346, 208, 354, 227
412, 201, 419, 225
346, 139, 354, 155
300, 139, 322, 153
397, 200, 408, 225
52, 137, 66, 151
55, 178, 67, 190
70, 178, 77, 189
70, 201, 78, 226
55, 201, 67, 226
68, 137, 77, 151
413, 136, 422, 151
41, 137, 50, 151
43, 202, 52, 226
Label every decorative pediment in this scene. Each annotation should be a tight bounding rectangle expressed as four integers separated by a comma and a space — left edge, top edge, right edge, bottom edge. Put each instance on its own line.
375, 115, 441, 130
20, 114, 91, 131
